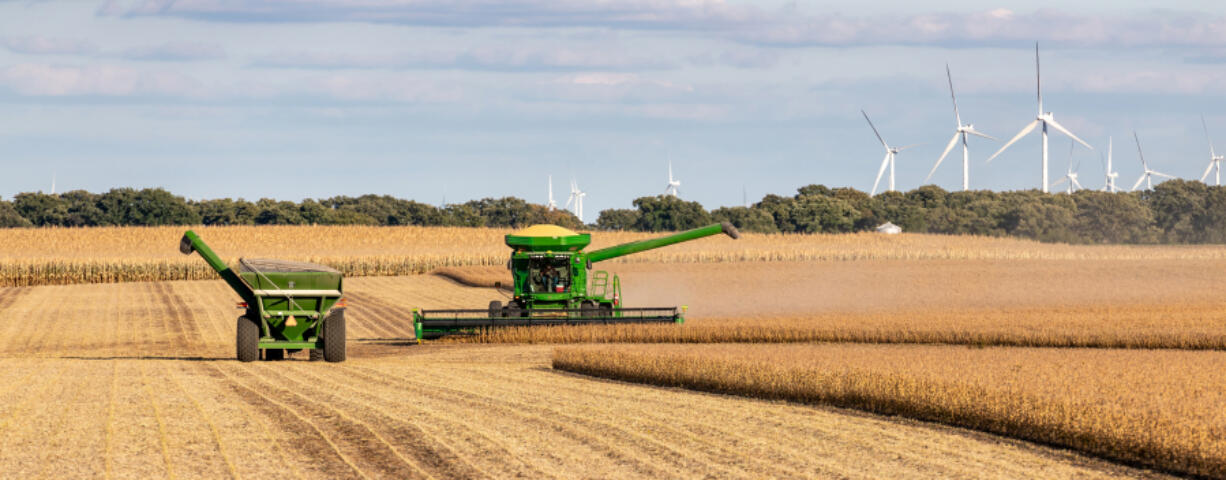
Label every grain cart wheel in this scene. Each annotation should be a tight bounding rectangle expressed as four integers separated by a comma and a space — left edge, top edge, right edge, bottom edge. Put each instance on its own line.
323, 310, 346, 363
264, 349, 285, 361
236, 316, 259, 362
309, 348, 323, 361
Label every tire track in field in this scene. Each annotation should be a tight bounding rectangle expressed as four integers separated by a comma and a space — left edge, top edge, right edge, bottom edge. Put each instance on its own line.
337, 364, 682, 478
151, 283, 193, 353
344, 292, 410, 339
257, 363, 494, 479
235, 363, 437, 479
284, 363, 557, 480
164, 362, 239, 479
460, 365, 812, 477
200, 363, 370, 479
372, 364, 746, 478
0, 287, 29, 314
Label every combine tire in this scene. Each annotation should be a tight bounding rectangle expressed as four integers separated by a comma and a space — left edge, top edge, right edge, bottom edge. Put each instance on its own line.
309, 348, 323, 361
236, 316, 259, 362
323, 310, 346, 363
264, 349, 285, 361
489, 300, 502, 317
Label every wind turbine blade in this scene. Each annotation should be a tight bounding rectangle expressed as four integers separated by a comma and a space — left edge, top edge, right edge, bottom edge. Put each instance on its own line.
894, 144, 922, 152
1072, 178, 1084, 190
927, 132, 961, 182
1204, 114, 1217, 158
1134, 131, 1148, 170
1035, 42, 1042, 115
862, 110, 888, 149
986, 120, 1039, 163
1051, 177, 1068, 187
1046, 118, 1092, 149
872, 153, 890, 195
947, 64, 961, 127
1132, 174, 1147, 192
1202, 161, 1216, 182
967, 130, 998, 141
1151, 171, 1176, 179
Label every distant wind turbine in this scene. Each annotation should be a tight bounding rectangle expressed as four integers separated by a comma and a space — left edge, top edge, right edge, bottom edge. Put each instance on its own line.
926, 64, 996, 191
665, 161, 680, 197
1101, 137, 1119, 193
50, 173, 56, 195
566, 177, 586, 223
1200, 115, 1224, 186
547, 175, 557, 211
1131, 132, 1174, 191
986, 43, 1092, 193
863, 109, 918, 195
1051, 140, 1083, 194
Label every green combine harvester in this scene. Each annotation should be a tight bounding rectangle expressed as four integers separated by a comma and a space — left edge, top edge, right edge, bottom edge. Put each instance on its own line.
413, 222, 740, 339
180, 231, 347, 362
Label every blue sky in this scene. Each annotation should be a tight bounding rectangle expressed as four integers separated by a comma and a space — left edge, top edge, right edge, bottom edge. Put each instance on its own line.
3, 1, 1226, 219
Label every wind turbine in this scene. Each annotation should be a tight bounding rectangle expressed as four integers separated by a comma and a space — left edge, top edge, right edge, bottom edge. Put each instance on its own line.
50, 172, 56, 195
1051, 140, 1083, 194
926, 64, 996, 191
664, 161, 681, 197
1131, 132, 1174, 191
986, 43, 1092, 193
863, 110, 918, 195
546, 175, 557, 210
1200, 115, 1224, 186
1101, 137, 1119, 193
566, 177, 586, 223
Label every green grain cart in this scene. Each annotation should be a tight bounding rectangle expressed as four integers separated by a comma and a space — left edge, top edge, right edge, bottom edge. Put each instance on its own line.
413, 222, 739, 338
179, 230, 346, 362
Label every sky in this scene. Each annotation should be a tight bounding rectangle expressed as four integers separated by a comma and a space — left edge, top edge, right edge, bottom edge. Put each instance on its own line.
3, 1, 1226, 219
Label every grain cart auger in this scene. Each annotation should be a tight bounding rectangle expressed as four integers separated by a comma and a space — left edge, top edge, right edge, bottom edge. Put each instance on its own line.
412, 222, 740, 339
179, 230, 347, 362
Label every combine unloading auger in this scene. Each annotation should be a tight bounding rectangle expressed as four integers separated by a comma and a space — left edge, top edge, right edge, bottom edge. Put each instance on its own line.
413, 222, 739, 339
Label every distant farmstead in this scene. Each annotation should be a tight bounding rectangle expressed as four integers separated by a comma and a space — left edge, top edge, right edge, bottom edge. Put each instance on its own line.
876, 222, 902, 234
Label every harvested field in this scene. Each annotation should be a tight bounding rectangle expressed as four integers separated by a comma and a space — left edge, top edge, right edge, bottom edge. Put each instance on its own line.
5, 225, 1226, 287
552, 343, 1226, 478
0, 278, 1154, 479
465, 259, 1226, 349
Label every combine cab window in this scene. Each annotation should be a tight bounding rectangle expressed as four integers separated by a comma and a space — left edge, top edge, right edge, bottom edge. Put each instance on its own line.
528, 256, 571, 293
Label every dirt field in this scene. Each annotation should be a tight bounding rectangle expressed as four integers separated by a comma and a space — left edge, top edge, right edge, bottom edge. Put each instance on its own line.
0, 271, 1174, 479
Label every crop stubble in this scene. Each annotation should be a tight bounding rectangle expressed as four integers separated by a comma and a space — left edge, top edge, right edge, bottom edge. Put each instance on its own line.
0, 273, 1161, 479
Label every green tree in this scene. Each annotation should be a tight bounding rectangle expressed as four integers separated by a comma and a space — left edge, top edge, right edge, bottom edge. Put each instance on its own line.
711, 206, 778, 233
596, 209, 640, 231
0, 201, 31, 227
632, 195, 712, 231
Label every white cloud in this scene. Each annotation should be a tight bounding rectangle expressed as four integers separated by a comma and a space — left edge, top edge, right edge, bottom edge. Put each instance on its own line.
251, 47, 672, 72
99, 2, 1226, 49
119, 42, 226, 61
0, 63, 201, 96
2, 36, 98, 55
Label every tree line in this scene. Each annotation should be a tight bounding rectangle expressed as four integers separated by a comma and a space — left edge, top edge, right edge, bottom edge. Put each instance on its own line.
3, 181, 1226, 244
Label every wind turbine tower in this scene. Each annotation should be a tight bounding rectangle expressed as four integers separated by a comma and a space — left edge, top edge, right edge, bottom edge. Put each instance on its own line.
1131, 132, 1174, 191
926, 64, 996, 191
1102, 137, 1119, 193
987, 43, 1092, 192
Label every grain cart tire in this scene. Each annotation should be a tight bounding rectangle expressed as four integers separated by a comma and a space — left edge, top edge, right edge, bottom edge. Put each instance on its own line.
236, 316, 259, 362
264, 349, 285, 361
309, 348, 323, 362
323, 310, 346, 363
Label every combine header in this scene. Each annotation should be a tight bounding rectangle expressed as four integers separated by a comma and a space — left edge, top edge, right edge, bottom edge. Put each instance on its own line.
180, 231, 347, 362
413, 222, 739, 339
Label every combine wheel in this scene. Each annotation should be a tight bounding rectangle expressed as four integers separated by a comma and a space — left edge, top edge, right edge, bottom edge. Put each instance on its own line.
236, 316, 259, 362
323, 310, 346, 363
264, 349, 285, 361
309, 348, 323, 361
599, 304, 613, 318
489, 300, 503, 318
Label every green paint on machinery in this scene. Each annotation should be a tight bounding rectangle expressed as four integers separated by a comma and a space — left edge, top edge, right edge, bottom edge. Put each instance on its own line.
413, 222, 740, 339
179, 230, 347, 362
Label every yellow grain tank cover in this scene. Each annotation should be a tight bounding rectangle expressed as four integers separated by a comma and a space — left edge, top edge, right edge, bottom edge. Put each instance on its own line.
505, 224, 591, 251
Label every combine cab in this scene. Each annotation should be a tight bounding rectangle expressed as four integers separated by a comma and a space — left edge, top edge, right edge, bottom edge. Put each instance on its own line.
414, 222, 739, 339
